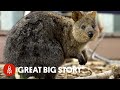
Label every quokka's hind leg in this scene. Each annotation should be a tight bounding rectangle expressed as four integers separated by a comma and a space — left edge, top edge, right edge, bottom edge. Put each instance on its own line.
37, 41, 64, 79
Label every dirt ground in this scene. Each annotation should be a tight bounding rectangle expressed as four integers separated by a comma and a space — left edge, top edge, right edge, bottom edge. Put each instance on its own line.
0, 59, 119, 79
56, 60, 118, 79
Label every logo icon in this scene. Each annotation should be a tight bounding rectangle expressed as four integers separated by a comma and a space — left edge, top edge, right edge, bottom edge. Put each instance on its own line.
3, 64, 16, 76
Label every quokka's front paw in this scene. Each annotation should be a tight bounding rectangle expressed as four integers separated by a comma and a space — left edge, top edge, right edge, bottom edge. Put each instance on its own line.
77, 54, 87, 65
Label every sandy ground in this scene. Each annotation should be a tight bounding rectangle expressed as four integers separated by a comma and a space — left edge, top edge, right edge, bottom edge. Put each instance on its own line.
0, 60, 118, 79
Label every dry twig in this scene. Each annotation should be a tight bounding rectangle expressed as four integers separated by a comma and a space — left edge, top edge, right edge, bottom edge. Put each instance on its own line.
89, 33, 106, 60
75, 65, 120, 79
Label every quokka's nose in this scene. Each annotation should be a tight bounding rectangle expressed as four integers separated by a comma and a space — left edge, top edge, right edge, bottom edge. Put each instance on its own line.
88, 31, 93, 38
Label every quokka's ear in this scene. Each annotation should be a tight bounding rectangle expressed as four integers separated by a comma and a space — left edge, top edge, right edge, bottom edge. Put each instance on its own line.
87, 11, 97, 18
72, 11, 84, 22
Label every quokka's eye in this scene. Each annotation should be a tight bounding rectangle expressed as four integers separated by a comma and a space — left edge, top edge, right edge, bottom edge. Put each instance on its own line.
81, 25, 86, 29
92, 25, 95, 29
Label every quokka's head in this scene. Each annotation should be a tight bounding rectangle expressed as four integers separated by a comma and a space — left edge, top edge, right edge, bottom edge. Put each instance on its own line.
72, 11, 100, 43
